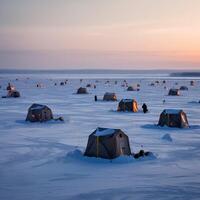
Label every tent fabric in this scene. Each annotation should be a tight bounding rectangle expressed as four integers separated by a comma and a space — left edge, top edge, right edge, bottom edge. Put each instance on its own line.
118, 99, 138, 112
103, 92, 117, 101
158, 109, 189, 128
84, 127, 131, 159
26, 104, 53, 122
77, 87, 88, 94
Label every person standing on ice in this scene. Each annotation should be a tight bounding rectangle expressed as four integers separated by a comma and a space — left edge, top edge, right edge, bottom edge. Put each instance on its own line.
142, 103, 148, 113
94, 95, 97, 101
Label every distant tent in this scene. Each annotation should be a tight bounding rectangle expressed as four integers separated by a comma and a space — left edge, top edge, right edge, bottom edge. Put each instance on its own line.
150, 83, 155, 86
127, 86, 139, 91
84, 127, 131, 159
168, 89, 180, 96
118, 99, 138, 112
103, 92, 117, 101
158, 109, 189, 128
180, 86, 188, 91
86, 84, 92, 88
8, 90, 20, 98
26, 104, 53, 122
190, 80, 195, 86
77, 87, 88, 94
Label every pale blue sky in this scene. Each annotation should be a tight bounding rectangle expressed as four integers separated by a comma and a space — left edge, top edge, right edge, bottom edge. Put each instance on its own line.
0, 0, 200, 69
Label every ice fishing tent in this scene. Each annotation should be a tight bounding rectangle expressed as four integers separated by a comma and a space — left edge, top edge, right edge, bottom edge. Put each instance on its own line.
8, 90, 20, 98
103, 92, 117, 101
26, 104, 53, 122
158, 109, 189, 128
168, 89, 180, 96
84, 127, 131, 159
127, 86, 139, 91
118, 99, 138, 112
77, 87, 88, 94
180, 86, 188, 91
190, 80, 195, 86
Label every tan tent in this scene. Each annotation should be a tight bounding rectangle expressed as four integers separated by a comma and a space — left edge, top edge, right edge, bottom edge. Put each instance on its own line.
26, 104, 53, 122
103, 92, 117, 101
84, 127, 131, 159
118, 99, 138, 112
158, 109, 189, 128
77, 87, 88, 94
168, 89, 180, 96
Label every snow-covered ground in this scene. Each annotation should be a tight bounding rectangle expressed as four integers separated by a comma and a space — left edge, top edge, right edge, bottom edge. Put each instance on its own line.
0, 72, 200, 200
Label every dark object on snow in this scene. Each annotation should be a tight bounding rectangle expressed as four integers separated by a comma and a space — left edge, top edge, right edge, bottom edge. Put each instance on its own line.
142, 103, 148, 113
180, 86, 188, 91
3, 90, 21, 98
133, 150, 150, 159
55, 117, 64, 121
84, 127, 131, 159
60, 82, 65, 86
26, 104, 53, 122
7, 83, 15, 91
86, 84, 91, 87
127, 86, 139, 91
118, 99, 138, 112
8, 90, 20, 98
190, 80, 195, 86
77, 87, 88, 94
103, 92, 117, 101
158, 109, 189, 128
168, 89, 180, 96
94, 95, 97, 101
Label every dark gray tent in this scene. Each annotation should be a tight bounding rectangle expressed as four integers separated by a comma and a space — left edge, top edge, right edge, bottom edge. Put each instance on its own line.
77, 87, 88, 94
168, 89, 180, 96
103, 92, 117, 101
180, 86, 188, 91
84, 127, 131, 159
118, 99, 138, 112
26, 104, 53, 122
158, 109, 189, 128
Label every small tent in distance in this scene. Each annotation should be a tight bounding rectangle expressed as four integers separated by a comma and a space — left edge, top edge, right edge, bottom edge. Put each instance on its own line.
127, 86, 139, 91
84, 127, 131, 159
77, 87, 88, 94
26, 104, 53, 122
158, 109, 189, 128
103, 92, 117, 101
180, 86, 188, 91
168, 89, 180, 96
118, 99, 138, 112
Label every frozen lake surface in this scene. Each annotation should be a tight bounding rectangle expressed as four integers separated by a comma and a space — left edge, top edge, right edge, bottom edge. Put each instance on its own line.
0, 72, 200, 200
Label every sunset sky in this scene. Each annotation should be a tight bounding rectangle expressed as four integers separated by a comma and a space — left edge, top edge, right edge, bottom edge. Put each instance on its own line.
0, 0, 200, 69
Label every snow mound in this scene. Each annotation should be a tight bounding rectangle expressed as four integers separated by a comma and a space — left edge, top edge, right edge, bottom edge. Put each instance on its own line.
162, 134, 173, 142
64, 149, 157, 164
